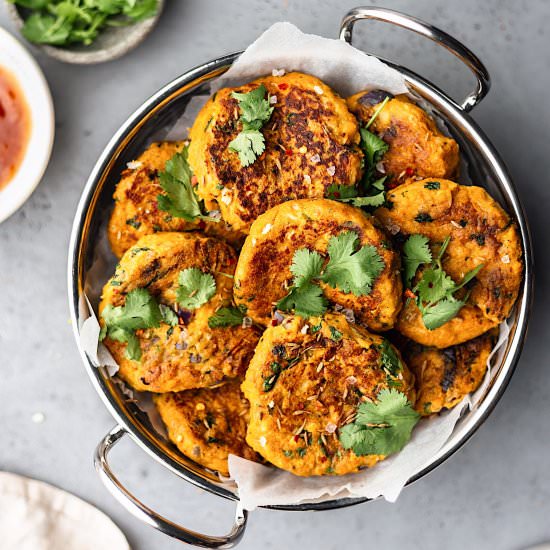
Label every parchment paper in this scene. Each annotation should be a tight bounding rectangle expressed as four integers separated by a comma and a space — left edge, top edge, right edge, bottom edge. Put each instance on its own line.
79, 22, 512, 511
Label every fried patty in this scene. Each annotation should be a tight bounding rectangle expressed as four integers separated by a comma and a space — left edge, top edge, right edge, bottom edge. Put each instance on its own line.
99, 232, 260, 392
189, 72, 363, 235
108, 141, 243, 258
403, 330, 496, 415
347, 91, 459, 188
241, 313, 416, 476
154, 382, 259, 476
234, 198, 402, 331
375, 178, 522, 348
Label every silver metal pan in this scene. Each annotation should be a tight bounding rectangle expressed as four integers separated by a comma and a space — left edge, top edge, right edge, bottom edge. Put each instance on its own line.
68, 7, 534, 548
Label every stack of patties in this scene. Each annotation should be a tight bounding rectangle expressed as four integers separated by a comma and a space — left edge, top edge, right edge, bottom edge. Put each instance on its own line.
100, 71, 522, 476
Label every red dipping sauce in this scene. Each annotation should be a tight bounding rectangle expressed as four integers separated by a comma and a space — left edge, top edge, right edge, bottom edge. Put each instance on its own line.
0, 66, 31, 190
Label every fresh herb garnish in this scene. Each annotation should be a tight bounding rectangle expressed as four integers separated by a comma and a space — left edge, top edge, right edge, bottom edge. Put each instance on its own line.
99, 288, 163, 361
228, 85, 274, 167
11, 0, 158, 47
176, 268, 216, 310
339, 389, 420, 456
424, 181, 440, 190
276, 231, 384, 318
157, 146, 213, 222
159, 304, 178, 327
208, 306, 246, 328
402, 235, 485, 329
379, 340, 402, 378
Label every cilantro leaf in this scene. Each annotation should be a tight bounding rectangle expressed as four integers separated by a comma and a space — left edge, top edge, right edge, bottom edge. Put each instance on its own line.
100, 288, 163, 361
402, 234, 432, 283
277, 282, 328, 318
416, 266, 456, 303
325, 184, 358, 201
208, 306, 246, 328
157, 147, 211, 222
360, 128, 389, 168
420, 296, 468, 330
176, 268, 216, 310
350, 190, 386, 207
321, 231, 384, 295
228, 130, 266, 167
229, 85, 274, 167
159, 304, 178, 327
380, 340, 402, 378
339, 389, 419, 456
231, 85, 273, 127
290, 248, 323, 287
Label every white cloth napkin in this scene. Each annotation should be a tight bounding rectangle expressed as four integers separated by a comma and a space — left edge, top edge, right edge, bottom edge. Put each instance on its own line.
0, 472, 130, 550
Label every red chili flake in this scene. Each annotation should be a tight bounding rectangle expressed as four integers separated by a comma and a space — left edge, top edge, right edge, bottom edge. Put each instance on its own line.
285, 148, 293, 156
320, 456, 327, 463
387, 180, 399, 190
271, 319, 279, 327
404, 288, 416, 300
297, 402, 304, 410
293, 435, 300, 442
227, 256, 236, 265
198, 220, 206, 230
405, 167, 414, 177
278, 83, 289, 90
333, 191, 341, 199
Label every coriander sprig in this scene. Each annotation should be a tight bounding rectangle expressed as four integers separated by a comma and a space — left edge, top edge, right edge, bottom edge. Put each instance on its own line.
276, 231, 384, 318
228, 85, 274, 167
339, 389, 419, 456
176, 268, 216, 310
100, 288, 164, 361
402, 234, 484, 330
327, 97, 390, 208
157, 146, 214, 222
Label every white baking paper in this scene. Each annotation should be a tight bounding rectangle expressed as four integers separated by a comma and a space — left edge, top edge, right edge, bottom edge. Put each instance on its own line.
78, 22, 512, 511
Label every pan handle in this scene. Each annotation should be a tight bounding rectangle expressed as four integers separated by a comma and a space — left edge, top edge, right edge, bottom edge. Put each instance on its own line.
94, 425, 248, 548
339, 6, 490, 112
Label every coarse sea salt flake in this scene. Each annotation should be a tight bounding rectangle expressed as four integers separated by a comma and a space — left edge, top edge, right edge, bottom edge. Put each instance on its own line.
272, 68, 286, 77
127, 161, 142, 170
221, 188, 232, 205
262, 223, 273, 234
300, 324, 309, 334
310, 154, 321, 164
313, 85, 323, 95
325, 422, 337, 434
327, 165, 336, 176
269, 95, 278, 105
501, 254, 510, 264
303, 174, 311, 184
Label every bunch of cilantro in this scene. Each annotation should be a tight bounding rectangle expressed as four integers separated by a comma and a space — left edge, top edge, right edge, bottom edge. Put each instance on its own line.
402, 234, 484, 329
228, 85, 274, 167
327, 97, 390, 208
277, 231, 384, 318
10, 0, 158, 47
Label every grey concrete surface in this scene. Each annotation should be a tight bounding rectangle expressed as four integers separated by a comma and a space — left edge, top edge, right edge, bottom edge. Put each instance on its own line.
0, 1, 548, 549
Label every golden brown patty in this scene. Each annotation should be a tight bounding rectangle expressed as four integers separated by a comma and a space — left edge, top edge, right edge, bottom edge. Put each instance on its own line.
189, 72, 363, 235
375, 178, 522, 348
403, 330, 496, 415
99, 232, 260, 392
108, 141, 243, 258
347, 91, 459, 188
154, 382, 260, 476
234, 199, 402, 332
241, 313, 416, 476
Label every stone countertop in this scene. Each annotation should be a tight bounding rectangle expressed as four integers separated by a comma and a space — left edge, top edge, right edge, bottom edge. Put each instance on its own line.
1, 1, 548, 549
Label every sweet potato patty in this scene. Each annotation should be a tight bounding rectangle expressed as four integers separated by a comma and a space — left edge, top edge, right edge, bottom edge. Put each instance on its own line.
108, 141, 242, 258
403, 330, 496, 415
241, 313, 415, 476
234, 198, 402, 331
375, 179, 522, 348
154, 382, 260, 476
189, 72, 363, 235
347, 91, 459, 188
99, 232, 260, 392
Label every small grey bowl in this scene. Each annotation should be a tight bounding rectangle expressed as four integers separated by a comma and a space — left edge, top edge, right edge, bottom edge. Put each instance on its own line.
5, 0, 164, 64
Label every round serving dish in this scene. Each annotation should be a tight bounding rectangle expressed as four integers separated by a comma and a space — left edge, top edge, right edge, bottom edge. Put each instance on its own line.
68, 7, 534, 548
0, 27, 54, 224
5, 0, 164, 65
